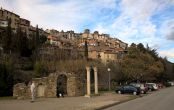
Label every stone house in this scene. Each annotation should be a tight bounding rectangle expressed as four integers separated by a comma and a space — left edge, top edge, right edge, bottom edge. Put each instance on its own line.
0, 8, 20, 31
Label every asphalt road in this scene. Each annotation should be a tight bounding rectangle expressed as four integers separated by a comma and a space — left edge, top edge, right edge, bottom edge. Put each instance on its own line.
104, 86, 174, 110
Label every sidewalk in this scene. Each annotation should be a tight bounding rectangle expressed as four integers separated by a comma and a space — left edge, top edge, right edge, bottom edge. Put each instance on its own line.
0, 92, 136, 110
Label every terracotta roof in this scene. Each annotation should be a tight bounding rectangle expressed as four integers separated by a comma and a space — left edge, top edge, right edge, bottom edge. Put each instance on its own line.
115, 48, 124, 51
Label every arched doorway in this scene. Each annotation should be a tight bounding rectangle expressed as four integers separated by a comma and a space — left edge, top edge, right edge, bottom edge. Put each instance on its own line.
57, 74, 67, 97
37, 84, 45, 97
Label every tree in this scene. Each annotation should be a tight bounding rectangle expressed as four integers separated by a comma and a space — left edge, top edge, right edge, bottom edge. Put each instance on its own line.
40, 35, 47, 44
137, 43, 146, 53
84, 40, 88, 60
146, 44, 159, 61
120, 57, 145, 82
0, 56, 14, 96
2, 18, 12, 54
34, 60, 48, 77
127, 43, 140, 58
12, 27, 31, 57
34, 61, 43, 77
120, 43, 165, 82
35, 25, 40, 49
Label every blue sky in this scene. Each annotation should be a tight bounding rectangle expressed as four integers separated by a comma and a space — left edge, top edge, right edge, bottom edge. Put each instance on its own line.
1, 0, 174, 63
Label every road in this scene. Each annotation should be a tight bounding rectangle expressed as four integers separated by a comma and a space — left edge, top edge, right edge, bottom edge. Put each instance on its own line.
0, 92, 131, 110
104, 86, 174, 110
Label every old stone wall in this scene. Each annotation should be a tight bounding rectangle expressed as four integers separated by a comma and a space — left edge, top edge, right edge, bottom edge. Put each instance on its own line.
13, 71, 85, 99
13, 83, 27, 99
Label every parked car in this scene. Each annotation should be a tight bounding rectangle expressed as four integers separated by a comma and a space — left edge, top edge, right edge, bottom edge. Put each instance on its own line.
167, 81, 174, 86
115, 85, 141, 95
129, 83, 148, 94
164, 81, 174, 87
145, 83, 158, 91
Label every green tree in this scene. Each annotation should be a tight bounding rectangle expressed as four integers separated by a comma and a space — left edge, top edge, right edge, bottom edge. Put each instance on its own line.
12, 27, 31, 57
34, 61, 47, 77
84, 40, 88, 60
40, 35, 47, 44
0, 56, 14, 96
146, 44, 159, 61
137, 43, 146, 53
2, 18, 12, 54
35, 25, 40, 49
34, 61, 42, 77
120, 43, 165, 82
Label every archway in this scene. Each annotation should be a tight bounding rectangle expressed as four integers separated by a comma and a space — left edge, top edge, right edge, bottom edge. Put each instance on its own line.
57, 74, 67, 97
37, 84, 45, 97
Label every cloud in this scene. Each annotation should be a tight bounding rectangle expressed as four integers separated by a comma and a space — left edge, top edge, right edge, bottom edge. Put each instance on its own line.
167, 31, 174, 40
93, 0, 161, 42
93, 23, 110, 34
161, 19, 174, 40
159, 48, 174, 58
12, 0, 91, 31
121, 0, 158, 21
0, 0, 118, 31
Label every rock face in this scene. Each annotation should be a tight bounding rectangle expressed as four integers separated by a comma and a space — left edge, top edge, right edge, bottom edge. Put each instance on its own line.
13, 71, 85, 99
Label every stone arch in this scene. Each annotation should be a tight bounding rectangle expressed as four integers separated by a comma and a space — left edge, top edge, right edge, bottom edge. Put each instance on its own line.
37, 83, 46, 97
56, 74, 68, 97
53, 72, 78, 97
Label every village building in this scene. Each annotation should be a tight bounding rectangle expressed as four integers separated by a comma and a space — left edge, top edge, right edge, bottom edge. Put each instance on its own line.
0, 8, 48, 38
45, 29, 128, 63
0, 7, 20, 31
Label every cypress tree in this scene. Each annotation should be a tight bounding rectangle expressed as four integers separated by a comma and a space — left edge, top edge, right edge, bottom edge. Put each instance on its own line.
2, 18, 12, 54
35, 25, 40, 49
84, 40, 88, 60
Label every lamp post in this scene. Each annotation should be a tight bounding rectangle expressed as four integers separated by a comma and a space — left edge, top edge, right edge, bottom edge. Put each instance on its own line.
107, 68, 111, 91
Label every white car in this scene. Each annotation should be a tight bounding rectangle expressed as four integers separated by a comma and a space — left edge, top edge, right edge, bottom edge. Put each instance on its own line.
168, 81, 174, 86
146, 83, 158, 91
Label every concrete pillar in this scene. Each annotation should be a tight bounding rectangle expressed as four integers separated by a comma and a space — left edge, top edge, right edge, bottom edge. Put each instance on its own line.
85, 66, 91, 97
93, 67, 98, 94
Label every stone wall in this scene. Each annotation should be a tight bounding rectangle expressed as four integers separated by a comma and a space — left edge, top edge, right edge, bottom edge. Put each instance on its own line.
13, 83, 27, 99
13, 71, 85, 99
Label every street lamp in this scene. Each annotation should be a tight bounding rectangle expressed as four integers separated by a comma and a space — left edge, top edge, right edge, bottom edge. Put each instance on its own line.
107, 68, 111, 91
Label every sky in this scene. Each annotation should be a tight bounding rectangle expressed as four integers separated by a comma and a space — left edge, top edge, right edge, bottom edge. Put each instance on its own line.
1, 0, 174, 63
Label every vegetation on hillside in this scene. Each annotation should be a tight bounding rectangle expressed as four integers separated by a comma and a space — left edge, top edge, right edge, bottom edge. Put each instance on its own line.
119, 43, 169, 83
0, 20, 47, 96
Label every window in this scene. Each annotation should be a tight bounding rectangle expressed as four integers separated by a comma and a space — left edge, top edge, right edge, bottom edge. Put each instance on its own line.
124, 86, 130, 89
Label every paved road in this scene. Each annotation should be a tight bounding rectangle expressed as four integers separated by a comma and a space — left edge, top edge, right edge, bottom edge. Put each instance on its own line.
0, 92, 132, 110
104, 87, 174, 110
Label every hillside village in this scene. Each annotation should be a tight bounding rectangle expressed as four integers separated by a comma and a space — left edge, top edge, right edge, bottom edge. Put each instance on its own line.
0, 7, 128, 63
0, 8, 174, 97
46, 29, 128, 63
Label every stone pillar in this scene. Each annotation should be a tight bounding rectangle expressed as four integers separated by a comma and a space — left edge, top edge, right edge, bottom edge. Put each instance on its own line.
93, 67, 98, 94
85, 66, 91, 97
